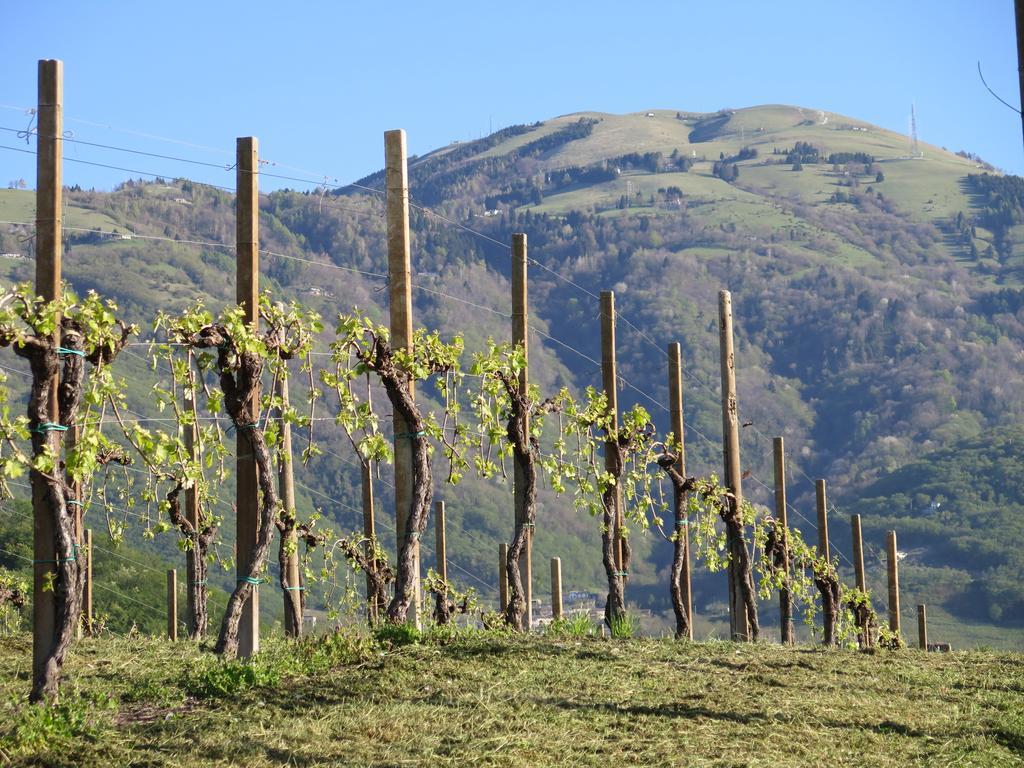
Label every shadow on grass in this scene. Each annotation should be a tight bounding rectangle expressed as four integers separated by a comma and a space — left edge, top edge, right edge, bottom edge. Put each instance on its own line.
542, 697, 767, 725
990, 726, 1024, 754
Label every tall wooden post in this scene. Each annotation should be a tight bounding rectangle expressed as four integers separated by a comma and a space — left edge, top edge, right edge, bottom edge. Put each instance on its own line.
184, 421, 201, 637
917, 604, 928, 650
385, 129, 419, 627
815, 480, 830, 563
718, 290, 749, 641
498, 542, 509, 612
167, 569, 178, 641
886, 530, 901, 635
236, 135, 260, 658
83, 528, 92, 636
277, 372, 301, 638
511, 233, 532, 630
773, 437, 793, 645
33, 59, 62, 683
600, 291, 625, 586
668, 342, 692, 639
551, 557, 563, 621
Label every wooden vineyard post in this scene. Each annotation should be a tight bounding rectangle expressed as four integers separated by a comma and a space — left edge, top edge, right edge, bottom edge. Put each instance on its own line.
67, 426, 83, 640
434, 501, 447, 615
773, 437, 793, 645
851, 513, 871, 647
499, 542, 509, 613
551, 557, 563, 621
815, 480, 830, 563
277, 372, 302, 638
361, 457, 379, 622
184, 423, 203, 638
917, 604, 928, 650
385, 129, 420, 628
167, 569, 178, 642
236, 135, 260, 658
718, 290, 749, 641
600, 291, 625, 594
183, 421, 196, 638
815, 479, 835, 644
84, 529, 93, 636
668, 342, 693, 639
512, 233, 532, 631
32, 58, 62, 684
887, 530, 901, 636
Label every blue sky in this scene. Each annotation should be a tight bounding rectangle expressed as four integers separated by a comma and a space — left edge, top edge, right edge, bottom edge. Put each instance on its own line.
0, 1, 1020, 191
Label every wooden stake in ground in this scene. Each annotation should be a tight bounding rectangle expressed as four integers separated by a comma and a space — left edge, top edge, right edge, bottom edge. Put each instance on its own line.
499, 542, 509, 613
276, 372, 302, 638
599, 291, 629, 626
83, 528, 92, 636
667, 342, 693, 640
551, 557, 563, 621
815, 480, 839, 645
511, 233, 532, 631
772, 437, 793, 645
718, 290, 753, 641
887, 530, 901, 635
67, 426, 83, 640
236, 135, 260, 658
385, 129, 420, 628
361, 458, 379, 623
851, 513, 872, 647
917, 604, 928, 650
183, 421, 206, 639
167, 569, 177, 642
434, 500, 447, 622
32, 58, 63, 688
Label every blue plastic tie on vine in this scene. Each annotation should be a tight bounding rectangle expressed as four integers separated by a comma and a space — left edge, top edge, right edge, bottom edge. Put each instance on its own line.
283, 586, 305, 591
394, 431, 426, 439
57, 347, 85, 357
237, 576, 263, 585
67, 500, 84, 507
31, 422, 68, 433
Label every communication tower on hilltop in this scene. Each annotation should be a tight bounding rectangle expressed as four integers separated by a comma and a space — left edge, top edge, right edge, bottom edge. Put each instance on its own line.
910, 103, 922, 158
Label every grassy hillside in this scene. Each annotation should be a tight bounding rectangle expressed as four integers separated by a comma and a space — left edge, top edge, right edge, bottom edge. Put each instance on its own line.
0, 632, 1021, 766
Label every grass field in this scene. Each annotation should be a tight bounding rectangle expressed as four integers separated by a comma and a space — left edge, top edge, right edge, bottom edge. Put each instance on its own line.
1, 630, 1021, 766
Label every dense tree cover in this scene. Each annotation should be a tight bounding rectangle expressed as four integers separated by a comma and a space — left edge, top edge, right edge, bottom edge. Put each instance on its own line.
849, 426, 1024, 624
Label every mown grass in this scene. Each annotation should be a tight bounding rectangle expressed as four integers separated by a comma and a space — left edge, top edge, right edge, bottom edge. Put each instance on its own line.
0, 629, 1021, 767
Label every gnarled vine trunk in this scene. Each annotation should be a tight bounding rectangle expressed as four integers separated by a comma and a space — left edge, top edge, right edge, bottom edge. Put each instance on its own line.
504, 387, 535, 630
656, 454, 696, 640
373, 344, 432, 625
721, 496, 760, 641
23, 328, 84, 703
166, 485, 215, 640
815, 571, 841, 646
212, 346, 279, 657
